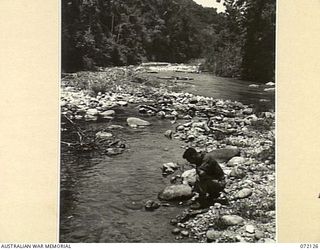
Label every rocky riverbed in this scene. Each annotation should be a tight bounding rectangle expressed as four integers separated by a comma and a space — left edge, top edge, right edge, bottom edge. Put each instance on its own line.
60, 65, 275, 243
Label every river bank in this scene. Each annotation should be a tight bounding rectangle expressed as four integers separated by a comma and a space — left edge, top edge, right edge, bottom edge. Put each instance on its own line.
60, 65, 275, 243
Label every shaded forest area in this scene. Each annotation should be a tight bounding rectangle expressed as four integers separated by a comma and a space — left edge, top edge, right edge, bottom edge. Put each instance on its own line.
62, 0, 275, 82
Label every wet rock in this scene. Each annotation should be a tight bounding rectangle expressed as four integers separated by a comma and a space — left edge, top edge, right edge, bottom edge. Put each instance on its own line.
221, 215, 244, 226
176, 125, 184, 131
158, 184, 193, 201
108, 125, 124, 129
144, 200, 160, 211
87, 108, 99, 116
164, 130, 173, 139
165, 114, 176, 119
170, 218, 178, 225
127, 117, 151, 127
96, 131, 113, 139
170, 175, 182, 184
181, 169, 197, 186
235, 188, 253, 199
183, 115, 192, 119
189, 97, 198, 104
249, 84, 259, 88
105, 148, 124, 156
181, 230, 189, 237
102, 116, 114, 120
172, 228, 181, 235
156, 111, 166, 118
100, 110, 115, 118
245, 225, 255, 234
61, 100, 67, 107
192, 121, 210, 133
139, 107, 147, 114
84, 115, 98, 121
171, 110, 178, 117
162, 162, 178, 175
257, 165, 269, 171
187, 134, 195, 141
227, 157, 246, 167
254, 230, 265, 240
206, 230, 221, 242
243, 108, 253, 115
214, 202, 222, 209
117, 101, 128, 106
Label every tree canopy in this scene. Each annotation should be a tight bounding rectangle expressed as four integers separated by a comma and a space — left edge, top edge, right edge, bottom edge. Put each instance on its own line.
62, 0, 275, 82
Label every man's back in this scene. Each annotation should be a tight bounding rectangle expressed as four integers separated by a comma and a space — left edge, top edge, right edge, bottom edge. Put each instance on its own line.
197, 152, 225, 180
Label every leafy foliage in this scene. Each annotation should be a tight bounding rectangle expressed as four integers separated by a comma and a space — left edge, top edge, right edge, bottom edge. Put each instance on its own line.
62, 0, 276, 82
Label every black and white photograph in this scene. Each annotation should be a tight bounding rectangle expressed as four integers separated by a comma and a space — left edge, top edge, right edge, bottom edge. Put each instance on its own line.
60, 0, 276, 243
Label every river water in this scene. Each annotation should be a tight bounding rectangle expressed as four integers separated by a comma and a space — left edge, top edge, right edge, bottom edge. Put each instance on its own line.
60, 72, 275, 243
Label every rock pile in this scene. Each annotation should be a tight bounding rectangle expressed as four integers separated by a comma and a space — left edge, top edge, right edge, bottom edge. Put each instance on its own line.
61, 67, 275, 243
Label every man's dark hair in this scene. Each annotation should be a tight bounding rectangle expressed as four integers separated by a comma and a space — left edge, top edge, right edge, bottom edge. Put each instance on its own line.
183, 148, 197, 159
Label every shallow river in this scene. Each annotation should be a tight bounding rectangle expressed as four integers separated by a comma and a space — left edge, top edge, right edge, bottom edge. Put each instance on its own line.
60, 72, 275, 243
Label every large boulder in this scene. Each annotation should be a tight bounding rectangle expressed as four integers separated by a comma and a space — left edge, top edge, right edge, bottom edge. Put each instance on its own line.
181, 169, 197, 186
158, 184, 193, 201
227, 156, 246, 167
208, 147, 240, 163
127, 117, 151, 128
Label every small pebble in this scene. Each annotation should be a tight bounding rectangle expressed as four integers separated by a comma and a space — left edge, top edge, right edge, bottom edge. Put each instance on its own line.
172, 228, 180, 235
254, 230, 265, 240
181, 230, 189, 237
170, 219, 178, 225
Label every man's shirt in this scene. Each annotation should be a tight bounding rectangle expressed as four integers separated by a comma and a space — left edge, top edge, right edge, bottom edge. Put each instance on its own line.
196, 152, 225, 181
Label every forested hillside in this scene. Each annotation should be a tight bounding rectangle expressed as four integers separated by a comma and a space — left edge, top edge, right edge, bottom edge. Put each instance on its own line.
62, 0, 275, 82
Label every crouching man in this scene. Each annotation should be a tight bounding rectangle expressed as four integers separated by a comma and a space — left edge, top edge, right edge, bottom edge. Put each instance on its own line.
183, 148, 226, 208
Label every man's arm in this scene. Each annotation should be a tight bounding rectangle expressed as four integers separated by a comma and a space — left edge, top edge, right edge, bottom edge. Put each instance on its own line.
197, 161, 209, 178
198, 156, 223, 179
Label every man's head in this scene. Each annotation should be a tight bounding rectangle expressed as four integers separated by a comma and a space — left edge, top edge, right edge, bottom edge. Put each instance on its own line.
183, 147, 201, 165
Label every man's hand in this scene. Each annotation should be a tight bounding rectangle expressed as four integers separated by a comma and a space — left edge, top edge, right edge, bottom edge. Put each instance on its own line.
198, 169, 206, 177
